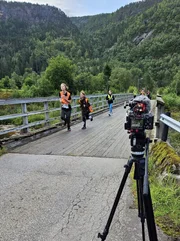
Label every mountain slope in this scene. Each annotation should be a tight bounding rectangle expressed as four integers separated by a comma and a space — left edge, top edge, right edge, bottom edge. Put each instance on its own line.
0, 1, 78, 36
71, 0, 163, 33
0, 0, 180, 94
0, 1, 79, 78
72, 0, 180, 89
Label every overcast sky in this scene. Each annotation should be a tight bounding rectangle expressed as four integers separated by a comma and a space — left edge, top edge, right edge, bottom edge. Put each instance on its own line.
7, 0, 142, 16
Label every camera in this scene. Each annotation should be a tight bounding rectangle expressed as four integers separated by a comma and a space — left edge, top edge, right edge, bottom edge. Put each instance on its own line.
124, 95, 154, 131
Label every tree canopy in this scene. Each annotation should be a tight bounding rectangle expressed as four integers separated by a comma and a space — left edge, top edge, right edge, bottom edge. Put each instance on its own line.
0, 0, 179, 97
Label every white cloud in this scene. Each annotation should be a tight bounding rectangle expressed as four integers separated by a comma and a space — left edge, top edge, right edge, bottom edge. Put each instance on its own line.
54, 0, 86, 16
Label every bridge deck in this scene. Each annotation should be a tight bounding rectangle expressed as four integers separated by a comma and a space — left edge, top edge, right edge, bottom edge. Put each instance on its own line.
11, 106, 131, 159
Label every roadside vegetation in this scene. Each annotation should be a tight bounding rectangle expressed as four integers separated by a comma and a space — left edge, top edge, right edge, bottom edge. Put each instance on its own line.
130, 141, 180, 238
0, 146, 6, 156
149, 142, 180, 238
149, 91, 180, 238
158, 90, 180, 155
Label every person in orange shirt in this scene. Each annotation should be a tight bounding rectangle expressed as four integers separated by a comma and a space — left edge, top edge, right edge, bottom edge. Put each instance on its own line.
59, 83, 72, 131
140, 88, 146, 95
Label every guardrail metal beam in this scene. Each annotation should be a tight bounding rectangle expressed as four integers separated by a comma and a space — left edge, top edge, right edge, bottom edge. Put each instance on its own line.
160, 114, 180, 133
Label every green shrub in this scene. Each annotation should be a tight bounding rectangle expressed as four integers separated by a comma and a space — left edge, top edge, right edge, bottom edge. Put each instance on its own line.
28, 114, 45, 123
163, 93, 180, 111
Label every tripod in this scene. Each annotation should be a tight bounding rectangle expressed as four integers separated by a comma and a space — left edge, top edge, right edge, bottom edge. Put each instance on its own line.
98, 132, 158, 241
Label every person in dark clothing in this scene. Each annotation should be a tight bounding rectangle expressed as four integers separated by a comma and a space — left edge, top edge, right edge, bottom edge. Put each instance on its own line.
59, 83, 72, 131
147, 90, 151, 99
106, 90, 115, 116
79, 91, 93, 129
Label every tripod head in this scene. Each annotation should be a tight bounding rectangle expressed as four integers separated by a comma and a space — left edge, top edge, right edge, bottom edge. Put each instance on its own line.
129, 130, 147, 158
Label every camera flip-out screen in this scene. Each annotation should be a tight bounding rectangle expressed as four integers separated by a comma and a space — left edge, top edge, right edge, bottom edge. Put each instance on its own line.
131, 118, 144, 129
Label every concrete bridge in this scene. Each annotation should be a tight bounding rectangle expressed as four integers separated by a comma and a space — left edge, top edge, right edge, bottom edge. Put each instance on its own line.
0, 105, 169, 241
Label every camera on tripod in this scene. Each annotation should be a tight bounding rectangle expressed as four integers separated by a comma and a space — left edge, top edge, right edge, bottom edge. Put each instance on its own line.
98, 95, 158, 241
124, 95, 154, 131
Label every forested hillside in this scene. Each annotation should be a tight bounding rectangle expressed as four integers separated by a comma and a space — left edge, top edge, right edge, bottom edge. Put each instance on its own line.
71, 0, 162, 33
0, 0, 180, 102
0, 1, 80, 78
72, 0, 180, 93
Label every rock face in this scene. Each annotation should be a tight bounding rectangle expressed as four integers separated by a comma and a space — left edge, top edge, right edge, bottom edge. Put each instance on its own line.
133, 30, 154, 45
0, 1, 79, 35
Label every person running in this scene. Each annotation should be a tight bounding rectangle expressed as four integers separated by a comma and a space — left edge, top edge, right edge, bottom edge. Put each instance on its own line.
59, 83, 72, 131
140, 88, 146, 95
106, 90, 115, 116
79, 90, 93, 129
147, 90, 151, 99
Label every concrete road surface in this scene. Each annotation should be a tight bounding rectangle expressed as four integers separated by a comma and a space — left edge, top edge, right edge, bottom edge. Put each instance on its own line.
0, 154, 168, 241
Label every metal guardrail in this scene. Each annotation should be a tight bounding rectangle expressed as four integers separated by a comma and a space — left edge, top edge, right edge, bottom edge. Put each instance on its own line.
155, 96, 165, 140
160, 114, 180, 133
155, 95, 180, 141
0, 93, 133, 136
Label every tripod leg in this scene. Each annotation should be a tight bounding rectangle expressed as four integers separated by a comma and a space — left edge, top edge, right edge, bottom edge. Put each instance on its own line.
137, 179, 146, 241
143, 186, 158, 241
98, 158, 134, 241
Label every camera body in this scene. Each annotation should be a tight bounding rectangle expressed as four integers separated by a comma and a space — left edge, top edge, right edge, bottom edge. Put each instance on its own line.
124, 95, 154, 131
124, 111, 154, 130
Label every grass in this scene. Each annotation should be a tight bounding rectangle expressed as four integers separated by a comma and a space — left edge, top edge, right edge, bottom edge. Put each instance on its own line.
130, 141, 180, 238
168, 130, 180, 155
150, 180, 180, 237
149, 142, 180, 238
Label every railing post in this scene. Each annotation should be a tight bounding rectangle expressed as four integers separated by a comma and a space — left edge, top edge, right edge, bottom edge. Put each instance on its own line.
161, 112, 171, 141
89, 97, 93, 111
102, 95, 104, 109
21, 103, 28, 133
155, 95, 165, 139
98, 96, 101, 110
104, 95, 106, 109
44, 101, 49, 126
73, 98, 78, 120
114, 94, 117, 105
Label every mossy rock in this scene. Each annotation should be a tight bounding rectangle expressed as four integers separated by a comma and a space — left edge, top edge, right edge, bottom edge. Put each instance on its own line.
150, 141, 180, 175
